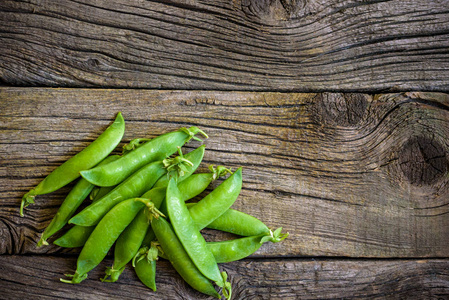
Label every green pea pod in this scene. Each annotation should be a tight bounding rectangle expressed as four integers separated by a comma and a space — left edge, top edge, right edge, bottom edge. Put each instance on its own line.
190, 205, 270, 236
80, 127, 207, 187
60, 198, 163, 284
207, 229, 288, 263
53, 225, 95, 248
21, 112, 125, 217
69, 161, 166, 226
166, 179, 231, 299
151, 216, 221, 299
102, 208, 149, 283
189, 167, 242, 231
37, 155, 121, 247
133, 244, 158, 292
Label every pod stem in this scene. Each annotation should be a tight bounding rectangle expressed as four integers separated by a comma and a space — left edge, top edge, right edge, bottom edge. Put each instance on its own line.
20, 190, 36, 217
208, 165, 233, 180
260, 227, 289, 244
101, 266, 125, 283
132, 242, 162, 267
163, 147, 194, 180
60, 272, 88, 284
179, 126, 208, 143
135, 198, 166, 221
122, 138, 152, 155
217, 271, 232, 300
36, 235, 49, 247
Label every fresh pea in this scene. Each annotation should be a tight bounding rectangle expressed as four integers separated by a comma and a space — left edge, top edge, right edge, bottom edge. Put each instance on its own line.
133, 242, 159, 292
60, 198, 162, 284
195, 206, 270, 236
151, 216, 221, 298
207, 228, 288, 263
101, 208, 149, 282
53, 225, 95, 248
189, 167, 242, 231
166, 178, 231, 299
21, 112, 125, 216
69, 161, 166, 226
80, 127, 207, 187
37, 155, 120, 247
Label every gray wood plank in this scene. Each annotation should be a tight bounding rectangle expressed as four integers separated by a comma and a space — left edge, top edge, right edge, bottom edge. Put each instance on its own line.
0, 0, 448, 91
1, 88, 449, 257
1, 255, 448, 299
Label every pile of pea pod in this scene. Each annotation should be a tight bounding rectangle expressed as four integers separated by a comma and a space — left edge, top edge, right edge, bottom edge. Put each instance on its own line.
21, 112, 288, 299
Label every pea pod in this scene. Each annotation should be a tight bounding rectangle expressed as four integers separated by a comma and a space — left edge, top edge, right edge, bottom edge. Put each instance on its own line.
151, 216, 221, 298
37, 155, 120, 247
53, 225, 95, 248
133, 242, 159, 292
166, 178, 231, 299
207, 228, 288, 263
189, 167, 242, 230
69, 161, 166, 226
80, 127, 207, 187
20, 112, 125, 216
188, 204, 270, 236
60, 198, 162, 284
101, 208, 149, 282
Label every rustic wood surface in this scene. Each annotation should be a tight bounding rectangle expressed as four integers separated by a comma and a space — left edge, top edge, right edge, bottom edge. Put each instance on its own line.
1, 255, 448, 299
1, 88, 448, 260
1, 0, 449, 91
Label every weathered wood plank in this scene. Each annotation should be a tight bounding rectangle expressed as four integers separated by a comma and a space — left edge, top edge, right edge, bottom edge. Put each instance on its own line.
1, 0, 448, 91
1, 88, 449, 257
1, 255, 448, 299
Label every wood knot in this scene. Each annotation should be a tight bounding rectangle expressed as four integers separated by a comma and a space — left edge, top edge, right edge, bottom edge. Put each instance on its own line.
399, 136, 448, 186
242, 0, 306, 23
86, 58, 100, 68
312, 93, 368, 127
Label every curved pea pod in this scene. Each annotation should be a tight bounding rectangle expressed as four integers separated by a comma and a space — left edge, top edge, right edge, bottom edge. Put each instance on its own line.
37, 155, 121, 247
69, 161, 166, 226
80, 127, 208, 187
60, 198, 163, 284
151, 216, 221, 299
101, 208, 149, 283
53, 225, 95, 248
21, 112, 125, 217
207, 228, 289, 263
193, 205, 270, 236
188, 167, 242, 230
166, 179, 231, 299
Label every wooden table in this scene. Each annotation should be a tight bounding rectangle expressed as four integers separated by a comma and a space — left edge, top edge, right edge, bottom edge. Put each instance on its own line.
1, 1, 449, 299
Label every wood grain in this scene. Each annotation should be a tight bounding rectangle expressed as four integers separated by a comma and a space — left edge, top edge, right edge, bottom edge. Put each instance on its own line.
1, 88, 449, 257
1, 0, 449, 91
0, 255, 448, 299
